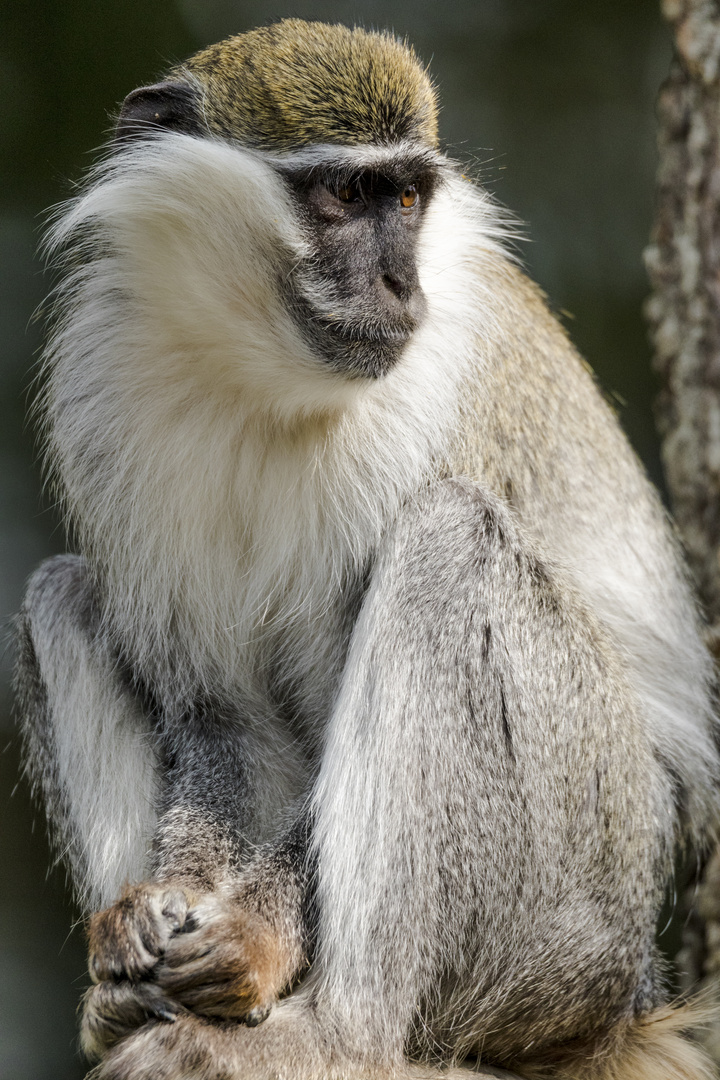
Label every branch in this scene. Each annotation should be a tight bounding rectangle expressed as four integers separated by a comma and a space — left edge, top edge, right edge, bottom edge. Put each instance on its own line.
645, 0, 720, 1061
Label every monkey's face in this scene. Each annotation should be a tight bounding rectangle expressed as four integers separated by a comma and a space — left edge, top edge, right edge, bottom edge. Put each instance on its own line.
277, 151, 440, 379
111, 21, 447, 389
95, 23, 500, 417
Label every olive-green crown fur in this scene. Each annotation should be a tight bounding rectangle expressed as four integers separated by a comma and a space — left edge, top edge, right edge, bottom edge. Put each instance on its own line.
177, 20, 438, 150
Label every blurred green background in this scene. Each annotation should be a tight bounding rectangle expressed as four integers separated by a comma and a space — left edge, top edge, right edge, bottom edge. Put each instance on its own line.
0, 1, 673, 1077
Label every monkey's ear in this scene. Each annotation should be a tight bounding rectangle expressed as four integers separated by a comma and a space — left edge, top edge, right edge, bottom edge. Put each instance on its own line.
115, 81, 204, 141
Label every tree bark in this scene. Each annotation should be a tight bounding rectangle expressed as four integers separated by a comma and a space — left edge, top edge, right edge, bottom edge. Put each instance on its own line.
645, 0, 720, 1061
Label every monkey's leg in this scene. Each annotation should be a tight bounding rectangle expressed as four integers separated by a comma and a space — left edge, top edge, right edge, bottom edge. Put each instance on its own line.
91, 479, 687, 1080
308, 478, 671, 1068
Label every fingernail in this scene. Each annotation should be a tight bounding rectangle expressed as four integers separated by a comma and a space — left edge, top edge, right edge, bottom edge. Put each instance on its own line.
244, 1005, 271, 1027
155, 1008, 178, 1023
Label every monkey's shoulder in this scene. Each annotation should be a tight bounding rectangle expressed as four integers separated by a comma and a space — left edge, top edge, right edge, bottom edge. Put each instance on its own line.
455, 257, 649, 502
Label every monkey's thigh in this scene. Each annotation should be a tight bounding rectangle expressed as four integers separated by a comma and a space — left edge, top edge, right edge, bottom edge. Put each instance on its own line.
16, 554, 158, 910
311, 478, 670, 1061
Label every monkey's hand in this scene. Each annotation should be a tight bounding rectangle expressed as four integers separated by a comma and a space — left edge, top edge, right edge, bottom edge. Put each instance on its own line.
81, 883, 302, 1060
87, 882, 191, 983
153, 892, 296, 1025
81, 882, 192, 1059
82, 882, 197, 1058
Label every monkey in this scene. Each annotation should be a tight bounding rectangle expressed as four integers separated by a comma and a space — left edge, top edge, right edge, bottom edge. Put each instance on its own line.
13, 17, 720, 1080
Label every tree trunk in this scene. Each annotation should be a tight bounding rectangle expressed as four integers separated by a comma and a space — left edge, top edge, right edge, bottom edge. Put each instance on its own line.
645, 0, 720, 1061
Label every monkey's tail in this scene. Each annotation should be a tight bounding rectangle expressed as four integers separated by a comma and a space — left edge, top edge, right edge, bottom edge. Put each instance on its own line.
507, 1000, 718, 1080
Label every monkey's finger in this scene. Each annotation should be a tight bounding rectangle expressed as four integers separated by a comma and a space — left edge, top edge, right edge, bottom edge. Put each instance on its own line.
159, 928, 213, 972
160, 902, 273, 971
162, 974, 275, 1023
156, 945, 249, 992
156, 935, 279, 1021
80, 979, 186, 1061
159, 911, 277, 983
161, 923, 221, 967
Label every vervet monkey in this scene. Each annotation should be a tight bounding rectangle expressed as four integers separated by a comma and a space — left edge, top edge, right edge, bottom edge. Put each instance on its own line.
15, 18, 720, 1080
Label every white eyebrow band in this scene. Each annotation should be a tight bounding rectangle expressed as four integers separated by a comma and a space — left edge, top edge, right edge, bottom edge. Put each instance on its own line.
258, 140, 451, 176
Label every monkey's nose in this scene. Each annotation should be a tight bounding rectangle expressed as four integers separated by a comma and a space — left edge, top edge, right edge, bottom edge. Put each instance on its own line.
374, 267, 426, 328
376, 269, 422, 309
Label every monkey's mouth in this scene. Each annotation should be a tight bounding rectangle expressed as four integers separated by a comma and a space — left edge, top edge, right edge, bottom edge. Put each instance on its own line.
305, 309, 423, 379
313, 315, 417, 346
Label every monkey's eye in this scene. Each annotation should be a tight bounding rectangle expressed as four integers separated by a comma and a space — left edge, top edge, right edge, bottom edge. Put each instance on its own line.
337, 181, 363, 203
400, 185, 419, 210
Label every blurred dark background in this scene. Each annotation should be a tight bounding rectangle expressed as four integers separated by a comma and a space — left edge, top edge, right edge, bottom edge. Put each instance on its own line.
0, 1, 673, 1076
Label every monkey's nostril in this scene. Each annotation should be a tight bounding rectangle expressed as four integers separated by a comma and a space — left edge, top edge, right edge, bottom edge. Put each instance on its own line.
382, 273, 404, 299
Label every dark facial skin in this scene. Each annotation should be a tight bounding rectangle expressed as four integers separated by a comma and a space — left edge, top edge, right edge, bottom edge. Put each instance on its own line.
282, 160, 438, 379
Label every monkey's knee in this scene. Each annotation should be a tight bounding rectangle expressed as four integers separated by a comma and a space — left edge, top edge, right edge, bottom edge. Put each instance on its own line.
16, 555, 93, 733
385, 478, 526, 592
20, 553, 95, 642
